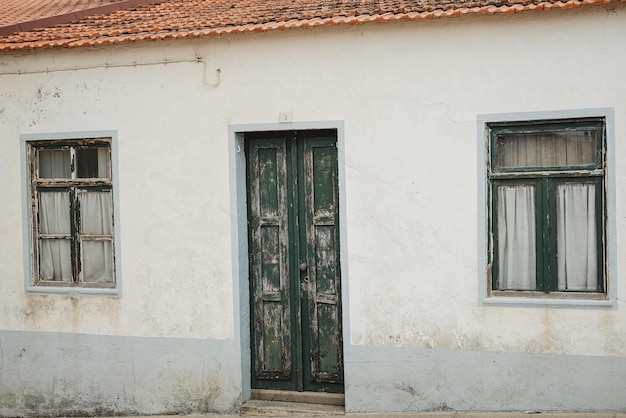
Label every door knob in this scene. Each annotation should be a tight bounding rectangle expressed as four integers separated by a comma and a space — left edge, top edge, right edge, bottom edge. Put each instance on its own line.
299, 263, 307, 271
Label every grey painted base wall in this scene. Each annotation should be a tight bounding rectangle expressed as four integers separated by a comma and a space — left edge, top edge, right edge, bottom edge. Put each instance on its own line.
344, 345, 626, 413
3, 330, 626, 416
0, 330, 242, 417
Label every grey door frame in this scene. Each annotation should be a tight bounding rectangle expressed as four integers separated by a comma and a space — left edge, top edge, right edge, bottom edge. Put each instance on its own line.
228, 121, 350, 402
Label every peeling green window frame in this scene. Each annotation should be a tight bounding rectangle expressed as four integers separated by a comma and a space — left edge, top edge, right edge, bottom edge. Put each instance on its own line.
487, 118, 607, 298
27, 138, 116, 289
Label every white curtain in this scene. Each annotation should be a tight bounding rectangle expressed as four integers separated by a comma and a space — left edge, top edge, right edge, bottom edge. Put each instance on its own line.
39, 150, 71, 178
76, 148, 110, 178
557, 183, 598, 291
39, 192, 72, 281
497, 131, 596, 169
497, 185, 536, 290
79, 191, 114, 283
97, 148, 109, 178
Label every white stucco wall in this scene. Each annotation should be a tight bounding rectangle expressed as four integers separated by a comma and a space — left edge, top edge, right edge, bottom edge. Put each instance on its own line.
0, 50, 236, 341
0, 2, 625, 414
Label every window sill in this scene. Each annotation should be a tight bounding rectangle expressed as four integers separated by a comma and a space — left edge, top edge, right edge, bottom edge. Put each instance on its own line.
26, 285, 119, 297
483, 295, 614, 308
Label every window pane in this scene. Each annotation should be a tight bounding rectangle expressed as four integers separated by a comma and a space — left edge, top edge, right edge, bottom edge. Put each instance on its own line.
78, 191, 112, 235
557, 183, 598, 291
82, 240, 114, 283
496, 130, 596, 169
77, 147, 110, 178
39, 149, 71, 178
39, 192, 71, 235
496, 184, 536, 290
39, 239, 72, 281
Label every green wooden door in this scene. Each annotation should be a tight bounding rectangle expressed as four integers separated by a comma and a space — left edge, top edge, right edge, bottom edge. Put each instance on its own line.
246, 130, 343, 393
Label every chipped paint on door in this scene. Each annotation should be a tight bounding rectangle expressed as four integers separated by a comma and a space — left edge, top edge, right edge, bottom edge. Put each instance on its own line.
246, 130, 343, 393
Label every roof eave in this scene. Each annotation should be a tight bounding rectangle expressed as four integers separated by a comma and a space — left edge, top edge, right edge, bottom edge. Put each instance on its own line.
0, 0, 620, 52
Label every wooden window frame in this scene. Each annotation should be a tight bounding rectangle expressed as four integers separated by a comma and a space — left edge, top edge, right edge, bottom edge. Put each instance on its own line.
487, 118, 607, 299
27, 138, 116, 289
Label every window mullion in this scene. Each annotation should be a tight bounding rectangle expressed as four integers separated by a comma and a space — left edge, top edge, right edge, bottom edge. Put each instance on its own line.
69, 188, 81, 283
70, 147, 81, 283
543, 178, 558, 292
536, 179, 546, 292
70, 147, 77, 180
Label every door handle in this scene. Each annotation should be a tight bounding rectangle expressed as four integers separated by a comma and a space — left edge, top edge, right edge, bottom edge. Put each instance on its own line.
300, 264, 308, 293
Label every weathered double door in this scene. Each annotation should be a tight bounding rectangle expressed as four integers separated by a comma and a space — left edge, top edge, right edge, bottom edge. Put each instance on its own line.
246, 130, 343, 393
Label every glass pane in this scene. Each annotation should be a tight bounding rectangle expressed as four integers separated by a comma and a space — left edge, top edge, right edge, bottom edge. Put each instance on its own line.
78, 191, 113, 235
496, 184, 536, 290
38, 149, 71, 178
496, 130, 596, 169
39, 192, 71, 235
82, 240, 114, 283
77, 147, 110, 178
557, 183, 598, 291
39, 238, 72, 281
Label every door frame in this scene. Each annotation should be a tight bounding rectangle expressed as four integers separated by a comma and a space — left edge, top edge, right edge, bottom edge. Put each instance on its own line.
228, 121, 349, 402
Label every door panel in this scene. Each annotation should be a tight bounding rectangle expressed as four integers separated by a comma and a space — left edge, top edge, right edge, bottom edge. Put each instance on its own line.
301, 136, 343, 389
247, 130, 343, 393
247, 139, 292, 382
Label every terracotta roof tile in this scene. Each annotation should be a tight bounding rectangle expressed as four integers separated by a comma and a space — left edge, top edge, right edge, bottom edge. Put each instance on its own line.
0, 0, 624, 51
0, 0, 120, 27
0, 0, 165, 36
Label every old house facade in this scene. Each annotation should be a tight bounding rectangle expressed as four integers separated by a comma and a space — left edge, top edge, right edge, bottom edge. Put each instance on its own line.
0, 0, 625, 415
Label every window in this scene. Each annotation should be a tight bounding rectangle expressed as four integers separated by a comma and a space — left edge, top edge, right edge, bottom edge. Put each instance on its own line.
27, 138, 116, 288
487, 118, 606, 297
